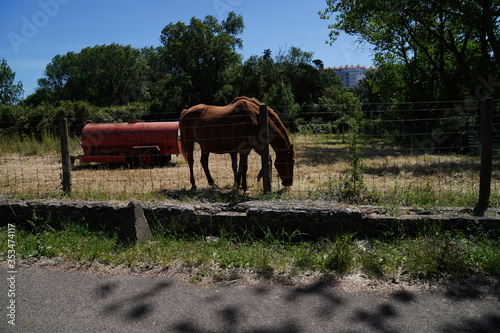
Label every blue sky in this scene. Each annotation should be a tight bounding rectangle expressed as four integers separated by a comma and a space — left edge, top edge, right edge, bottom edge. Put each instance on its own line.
1, 0, 374, 97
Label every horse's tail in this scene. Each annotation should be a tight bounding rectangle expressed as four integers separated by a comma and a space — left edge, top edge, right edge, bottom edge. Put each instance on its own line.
179, 132, 189, 163
178, 109, 193, 163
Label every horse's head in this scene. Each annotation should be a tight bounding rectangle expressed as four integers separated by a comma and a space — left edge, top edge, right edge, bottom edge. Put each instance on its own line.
275, 144, 296, 187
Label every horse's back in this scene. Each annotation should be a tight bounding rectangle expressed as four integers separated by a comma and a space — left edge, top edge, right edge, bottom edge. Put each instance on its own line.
179, 100, 259, 153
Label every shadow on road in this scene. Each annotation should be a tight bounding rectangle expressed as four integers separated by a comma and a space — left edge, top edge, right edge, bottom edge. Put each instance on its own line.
94, 280, 172, 322
91, 277, 500, 333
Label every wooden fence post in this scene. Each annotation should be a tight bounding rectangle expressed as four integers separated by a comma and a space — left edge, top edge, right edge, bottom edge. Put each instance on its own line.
476, 98, 493, 212
59, 117, 72, 194
259, 104, 272, 193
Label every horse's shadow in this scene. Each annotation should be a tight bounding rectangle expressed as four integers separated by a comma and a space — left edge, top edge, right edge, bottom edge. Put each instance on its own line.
156, 185, 290, 203
156, 186, 253, 203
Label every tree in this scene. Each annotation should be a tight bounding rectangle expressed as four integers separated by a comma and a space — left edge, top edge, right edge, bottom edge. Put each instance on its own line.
277, 47, 323, 105
157, 12, 244, 111
320, 0, 500, 149
320, 0, 500, 101
317, 84, 363, 132
313, 59, 324, 70
36, 44, 149, 106
263, 80, 300, 130
0, 58, 23, 105
236, 51, 279, 99
237, 47, 326, 108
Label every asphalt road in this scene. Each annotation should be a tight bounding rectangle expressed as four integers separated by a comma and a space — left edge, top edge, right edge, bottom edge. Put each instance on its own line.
2, 268, 499, 333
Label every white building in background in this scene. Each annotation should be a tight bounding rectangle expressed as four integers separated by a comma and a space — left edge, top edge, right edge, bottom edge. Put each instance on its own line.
328, 65, 375, 89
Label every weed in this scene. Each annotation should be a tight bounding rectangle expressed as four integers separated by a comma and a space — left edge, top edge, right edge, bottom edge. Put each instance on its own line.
340, 131, 367, 202
320, 234, 357, 275
189, 270, 207, 284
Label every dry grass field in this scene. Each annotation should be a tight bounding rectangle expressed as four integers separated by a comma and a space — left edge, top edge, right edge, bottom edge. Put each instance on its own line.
0, 133, 498, 207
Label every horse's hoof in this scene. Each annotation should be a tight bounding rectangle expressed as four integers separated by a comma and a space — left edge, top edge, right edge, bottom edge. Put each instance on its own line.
190, 186, 199, 192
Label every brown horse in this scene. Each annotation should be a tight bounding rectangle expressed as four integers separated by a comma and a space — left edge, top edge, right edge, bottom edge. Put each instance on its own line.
179, 97, 296, 192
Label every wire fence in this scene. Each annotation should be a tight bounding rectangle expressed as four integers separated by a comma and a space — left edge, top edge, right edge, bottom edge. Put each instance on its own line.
0, 100, 498, 208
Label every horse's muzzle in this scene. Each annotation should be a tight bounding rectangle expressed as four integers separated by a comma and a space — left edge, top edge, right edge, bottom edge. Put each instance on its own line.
281, 179, 293, 187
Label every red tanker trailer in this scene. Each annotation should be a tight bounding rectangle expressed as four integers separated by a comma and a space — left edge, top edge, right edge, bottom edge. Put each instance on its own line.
71, 120, 180, 167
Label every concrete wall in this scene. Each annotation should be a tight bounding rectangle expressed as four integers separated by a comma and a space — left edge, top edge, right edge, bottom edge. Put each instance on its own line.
1, 197, 499, 241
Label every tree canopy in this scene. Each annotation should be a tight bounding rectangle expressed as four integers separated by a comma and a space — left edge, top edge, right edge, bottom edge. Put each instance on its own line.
155, 12, 244, 110
2, 11, 366, 134
34, 44, 149, 107
0, 58, 23, 106
320, 0, 500, 101
20, 12, 359, 129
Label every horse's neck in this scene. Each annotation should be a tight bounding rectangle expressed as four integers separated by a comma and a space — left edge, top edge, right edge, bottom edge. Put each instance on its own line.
269, 126, 291, 154
267, 112, 292, 151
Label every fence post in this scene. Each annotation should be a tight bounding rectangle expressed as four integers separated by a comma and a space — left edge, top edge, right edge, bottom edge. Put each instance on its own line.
59, 117, 72, 194
476, 98, 493, 212
259, 104, 272, 193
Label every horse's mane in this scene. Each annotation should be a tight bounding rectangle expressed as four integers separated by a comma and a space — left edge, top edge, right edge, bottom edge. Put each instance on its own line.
230, 97, 294, 149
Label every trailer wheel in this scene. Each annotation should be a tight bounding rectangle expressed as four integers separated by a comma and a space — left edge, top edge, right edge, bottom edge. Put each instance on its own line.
137, 150, 157, 168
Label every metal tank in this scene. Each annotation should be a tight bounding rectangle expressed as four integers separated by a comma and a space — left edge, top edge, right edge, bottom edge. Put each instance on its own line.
72, 121, 180, 167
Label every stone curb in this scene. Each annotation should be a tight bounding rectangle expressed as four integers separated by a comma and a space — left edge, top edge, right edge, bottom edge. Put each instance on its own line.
1, 197, 499, 240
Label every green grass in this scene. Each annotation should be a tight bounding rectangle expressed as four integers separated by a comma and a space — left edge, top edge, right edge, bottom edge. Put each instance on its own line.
2, 220, 498, 285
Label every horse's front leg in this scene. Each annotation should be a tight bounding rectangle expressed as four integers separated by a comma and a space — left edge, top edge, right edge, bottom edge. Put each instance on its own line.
200, 149, 217, 189
257, 155, 272, 182
230, 152, 239, 189
238, 152, 250, 194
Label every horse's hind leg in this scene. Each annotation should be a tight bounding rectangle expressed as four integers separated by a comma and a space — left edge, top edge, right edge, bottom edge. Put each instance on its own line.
200, 149, 217, 189
184, 141, 197, 191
